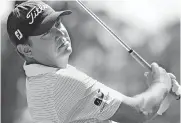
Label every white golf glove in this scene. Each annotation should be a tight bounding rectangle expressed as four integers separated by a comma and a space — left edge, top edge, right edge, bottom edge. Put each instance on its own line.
144, 72, 180, 115
157, 73, 180, 115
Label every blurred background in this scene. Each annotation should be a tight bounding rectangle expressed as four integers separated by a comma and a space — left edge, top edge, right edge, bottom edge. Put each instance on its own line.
1, 0, 180, 123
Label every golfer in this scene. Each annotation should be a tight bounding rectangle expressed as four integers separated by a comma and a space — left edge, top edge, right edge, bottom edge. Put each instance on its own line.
7, 1, 177, 123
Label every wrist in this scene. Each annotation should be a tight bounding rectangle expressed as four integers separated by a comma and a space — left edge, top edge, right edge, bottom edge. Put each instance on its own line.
141, 82, 169, 111
152, 79, 171, 92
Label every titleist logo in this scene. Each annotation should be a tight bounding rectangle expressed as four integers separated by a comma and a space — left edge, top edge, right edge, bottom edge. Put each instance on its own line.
26, 4, 48, 24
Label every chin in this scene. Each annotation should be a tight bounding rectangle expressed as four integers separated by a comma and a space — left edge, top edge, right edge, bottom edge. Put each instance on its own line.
66, 45, 72, 53
64, 49, 72, 57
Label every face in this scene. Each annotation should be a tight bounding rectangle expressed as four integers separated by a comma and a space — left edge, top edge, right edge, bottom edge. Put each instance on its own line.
28, 18, 72, 67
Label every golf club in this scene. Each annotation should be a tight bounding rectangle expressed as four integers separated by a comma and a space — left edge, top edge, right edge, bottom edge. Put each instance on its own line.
76, 0, 180, 100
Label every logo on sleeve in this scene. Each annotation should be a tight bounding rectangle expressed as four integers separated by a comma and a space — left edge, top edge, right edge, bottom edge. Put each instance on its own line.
94, 98, 102, 106
94, 89, 104, 106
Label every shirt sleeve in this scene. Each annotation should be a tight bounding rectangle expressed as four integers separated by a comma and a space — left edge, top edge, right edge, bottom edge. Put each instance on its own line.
66, 80, 122, 122
54, 65, 122, 122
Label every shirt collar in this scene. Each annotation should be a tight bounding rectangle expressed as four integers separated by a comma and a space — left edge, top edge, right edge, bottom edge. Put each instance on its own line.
23, 62, 59, 77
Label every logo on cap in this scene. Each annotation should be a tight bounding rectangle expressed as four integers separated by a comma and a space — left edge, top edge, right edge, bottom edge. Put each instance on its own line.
15, 29, 23, 40
26, 4, 48, 24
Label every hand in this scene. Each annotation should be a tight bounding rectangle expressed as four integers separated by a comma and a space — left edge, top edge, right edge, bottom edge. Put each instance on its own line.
145, 72, 179, 115
144, 63, 172, 92
157, 73, 176, 115
169, 73, 181, 99
143, 64, 179, 116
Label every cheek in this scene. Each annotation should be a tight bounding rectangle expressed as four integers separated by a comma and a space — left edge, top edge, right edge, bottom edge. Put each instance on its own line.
32, 41, 56, 58
43, 42, 57, 57
48, 44, 57, 56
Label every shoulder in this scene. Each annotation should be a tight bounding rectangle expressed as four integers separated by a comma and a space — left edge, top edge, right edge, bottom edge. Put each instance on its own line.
55, 64, 93, 83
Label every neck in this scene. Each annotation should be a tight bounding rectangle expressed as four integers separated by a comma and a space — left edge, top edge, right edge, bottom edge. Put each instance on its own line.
26, 56, 69, 69
56, 58, 68, 68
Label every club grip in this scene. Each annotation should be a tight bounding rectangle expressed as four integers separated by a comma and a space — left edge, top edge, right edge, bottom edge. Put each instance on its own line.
129, 50, 180, 100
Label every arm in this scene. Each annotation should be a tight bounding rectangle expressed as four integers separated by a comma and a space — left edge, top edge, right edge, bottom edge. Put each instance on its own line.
109, 63, 172, 123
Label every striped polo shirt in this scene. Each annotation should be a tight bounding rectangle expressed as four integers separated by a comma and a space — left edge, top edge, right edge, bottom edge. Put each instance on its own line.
23, 63, 122, 123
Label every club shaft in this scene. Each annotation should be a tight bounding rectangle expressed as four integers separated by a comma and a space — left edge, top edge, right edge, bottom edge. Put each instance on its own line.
76, 0, 151, 69
76, 0, 180, 99
76, 0, 131, 51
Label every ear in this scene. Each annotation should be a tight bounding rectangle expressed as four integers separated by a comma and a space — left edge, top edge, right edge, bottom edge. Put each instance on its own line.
17, 44, 33, 58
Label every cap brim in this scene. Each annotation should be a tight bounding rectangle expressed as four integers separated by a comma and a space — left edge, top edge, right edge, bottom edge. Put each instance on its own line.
31, 10, 72, 36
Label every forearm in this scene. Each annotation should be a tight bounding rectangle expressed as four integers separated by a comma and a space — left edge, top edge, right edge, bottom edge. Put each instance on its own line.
111, 63, 172, 123
142, 81, 168, 105
135, 82, 169, 120
110, 82, 169, 123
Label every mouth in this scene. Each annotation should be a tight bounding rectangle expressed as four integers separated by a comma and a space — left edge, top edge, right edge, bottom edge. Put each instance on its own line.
56, 37, 70, 50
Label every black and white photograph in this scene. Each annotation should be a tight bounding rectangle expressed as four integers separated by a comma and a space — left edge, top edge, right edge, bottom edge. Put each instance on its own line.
1, 0, 180, 123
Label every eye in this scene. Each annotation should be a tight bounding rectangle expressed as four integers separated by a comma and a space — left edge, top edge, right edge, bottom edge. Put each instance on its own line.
55, 21, 59, 27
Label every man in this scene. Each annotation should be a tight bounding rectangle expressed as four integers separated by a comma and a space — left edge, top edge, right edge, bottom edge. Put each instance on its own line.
7, 1, 178, 123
